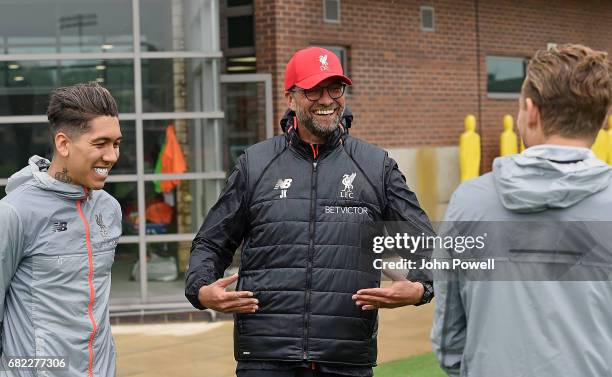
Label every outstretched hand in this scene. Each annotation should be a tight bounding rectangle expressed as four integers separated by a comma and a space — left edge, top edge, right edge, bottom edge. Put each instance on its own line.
198, 273, 259, 313
352, 281, 424, 310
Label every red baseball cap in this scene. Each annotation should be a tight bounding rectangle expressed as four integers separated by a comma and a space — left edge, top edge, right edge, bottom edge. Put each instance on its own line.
284, 47, 352, 91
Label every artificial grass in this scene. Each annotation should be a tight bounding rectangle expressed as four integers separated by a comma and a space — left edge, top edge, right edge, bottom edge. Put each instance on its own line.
374, 352, 447, 377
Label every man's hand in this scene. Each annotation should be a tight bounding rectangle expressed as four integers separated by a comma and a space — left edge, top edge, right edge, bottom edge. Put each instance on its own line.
352, 281, 425, 310
198, 273, 259, 313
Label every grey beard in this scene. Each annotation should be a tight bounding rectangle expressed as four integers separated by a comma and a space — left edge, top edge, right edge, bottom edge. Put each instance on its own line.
296, 107, 344, 140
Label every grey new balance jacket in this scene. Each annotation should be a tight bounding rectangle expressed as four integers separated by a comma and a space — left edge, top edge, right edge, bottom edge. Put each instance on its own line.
431, 145, 612, 377
0, 156, 121, 377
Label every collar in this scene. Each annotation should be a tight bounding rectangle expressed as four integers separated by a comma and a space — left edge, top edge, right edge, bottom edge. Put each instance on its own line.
280, 109, 352, 160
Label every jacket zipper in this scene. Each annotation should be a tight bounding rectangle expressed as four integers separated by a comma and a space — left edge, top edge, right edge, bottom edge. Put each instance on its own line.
76, 199, 97, 377
303, 160, 318, 360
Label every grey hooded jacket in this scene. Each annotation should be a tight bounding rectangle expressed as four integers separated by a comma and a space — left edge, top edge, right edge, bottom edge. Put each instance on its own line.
0, 156, 121, 377
431, 145, 612, 377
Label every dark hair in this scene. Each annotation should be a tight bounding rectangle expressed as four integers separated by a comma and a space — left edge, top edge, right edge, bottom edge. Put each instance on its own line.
522, 44, 612, 139
47, 82, 119, 138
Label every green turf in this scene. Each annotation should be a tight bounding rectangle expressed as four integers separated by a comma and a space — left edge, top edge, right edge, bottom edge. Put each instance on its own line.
373, 352, 447, 377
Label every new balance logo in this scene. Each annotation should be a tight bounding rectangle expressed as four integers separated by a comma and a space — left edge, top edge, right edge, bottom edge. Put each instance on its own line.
52, 221, 68, 232
274, 178, 292, 199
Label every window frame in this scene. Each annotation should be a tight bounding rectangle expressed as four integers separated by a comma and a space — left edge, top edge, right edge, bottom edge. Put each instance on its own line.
420, 6, 435, 32
323, 0, 341, 24
0, 0, 224, 308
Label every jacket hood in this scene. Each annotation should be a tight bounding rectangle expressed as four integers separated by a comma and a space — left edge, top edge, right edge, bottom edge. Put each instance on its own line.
492, 144, 612, 213
6, 155, 88, 200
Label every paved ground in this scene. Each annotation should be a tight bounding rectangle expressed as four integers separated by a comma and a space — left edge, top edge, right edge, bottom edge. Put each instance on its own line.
113, 300, 435, 377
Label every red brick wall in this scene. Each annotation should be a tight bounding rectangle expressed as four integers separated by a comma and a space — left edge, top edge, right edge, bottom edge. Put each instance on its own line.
254, 0, 612, 172
478, 0, 612, 171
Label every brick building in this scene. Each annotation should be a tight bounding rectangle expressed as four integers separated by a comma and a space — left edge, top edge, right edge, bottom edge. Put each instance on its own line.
224, 0, 612, 218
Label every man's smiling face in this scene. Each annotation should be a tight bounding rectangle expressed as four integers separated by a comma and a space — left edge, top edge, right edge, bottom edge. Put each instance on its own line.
64, 115, 122, 189
288, 77, 346, 139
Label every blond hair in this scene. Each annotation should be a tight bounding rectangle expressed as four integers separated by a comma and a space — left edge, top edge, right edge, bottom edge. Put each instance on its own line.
522, 44, 612, 138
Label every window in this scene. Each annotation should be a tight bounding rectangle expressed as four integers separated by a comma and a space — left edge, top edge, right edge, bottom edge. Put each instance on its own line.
420, 6, 435, 32
323, 0, 341, 23
227, 15, 254, 49
226, 56, 256, 73
486, 56, 528, 99
141, 58, 218, 112
0, 0, 133, 54
221, 80, 268, 168
224, 0, 255, 73
0, 59, 135, 116
1, 0, 224, 308
140, 0, 220, 52
227, 0, 252, 6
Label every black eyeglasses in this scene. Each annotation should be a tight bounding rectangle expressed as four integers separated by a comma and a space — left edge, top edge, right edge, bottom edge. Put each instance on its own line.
292, 83, 346, 101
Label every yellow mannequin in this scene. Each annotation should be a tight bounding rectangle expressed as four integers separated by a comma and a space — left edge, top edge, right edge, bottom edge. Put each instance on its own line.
607, 116, 612, 165
459, 114, 481, 182
591, 128, 608, 162
500, 115, 518, 156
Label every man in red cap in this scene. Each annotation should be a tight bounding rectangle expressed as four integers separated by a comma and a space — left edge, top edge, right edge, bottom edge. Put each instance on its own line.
186, 47, 435, 377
